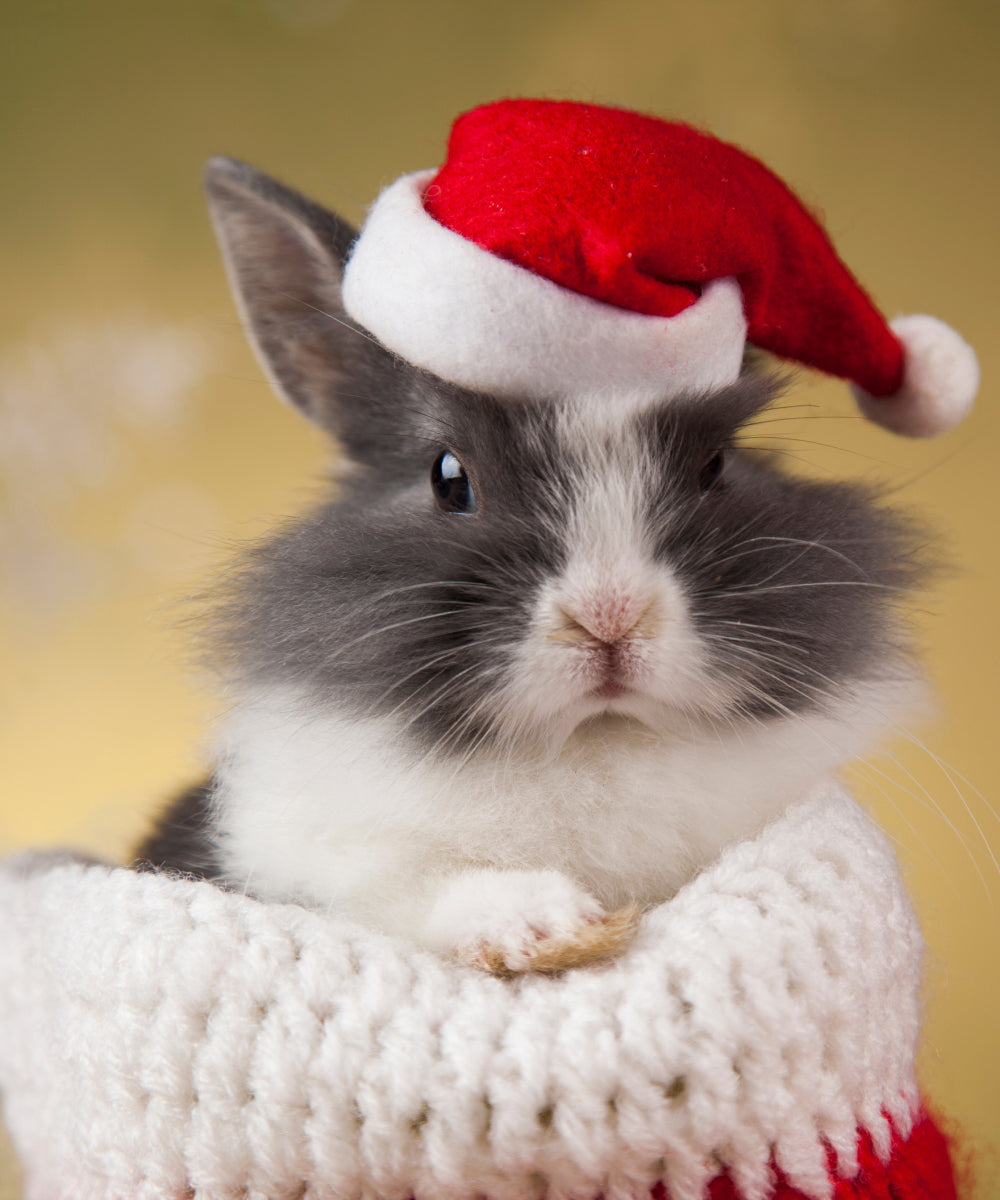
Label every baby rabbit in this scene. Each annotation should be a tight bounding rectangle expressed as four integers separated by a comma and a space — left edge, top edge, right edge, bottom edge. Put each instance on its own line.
138, 101, 975, 974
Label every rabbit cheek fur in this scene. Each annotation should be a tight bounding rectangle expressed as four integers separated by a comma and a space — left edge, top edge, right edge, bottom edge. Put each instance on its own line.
142, 159, 926, 974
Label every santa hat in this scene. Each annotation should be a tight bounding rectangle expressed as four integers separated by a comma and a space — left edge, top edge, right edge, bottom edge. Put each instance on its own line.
342, 99, 978, 437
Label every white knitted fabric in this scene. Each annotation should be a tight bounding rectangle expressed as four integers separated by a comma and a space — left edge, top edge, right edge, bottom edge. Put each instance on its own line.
0, 786, 924, 1200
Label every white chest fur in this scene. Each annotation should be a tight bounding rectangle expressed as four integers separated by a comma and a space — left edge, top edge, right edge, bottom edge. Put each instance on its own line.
213, 679, 911, 946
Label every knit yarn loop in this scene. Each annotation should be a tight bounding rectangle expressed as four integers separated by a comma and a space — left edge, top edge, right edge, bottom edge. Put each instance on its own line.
0, 789, 928, 1200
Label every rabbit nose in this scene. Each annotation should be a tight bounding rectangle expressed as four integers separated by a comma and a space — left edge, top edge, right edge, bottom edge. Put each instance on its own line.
549, 594, 661, 646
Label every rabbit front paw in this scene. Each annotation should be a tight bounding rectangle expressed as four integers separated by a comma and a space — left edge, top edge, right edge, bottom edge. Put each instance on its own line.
422, 869, 639, 975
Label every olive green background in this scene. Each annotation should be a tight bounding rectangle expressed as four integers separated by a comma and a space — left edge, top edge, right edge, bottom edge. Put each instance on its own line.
1, 1, 997, 1195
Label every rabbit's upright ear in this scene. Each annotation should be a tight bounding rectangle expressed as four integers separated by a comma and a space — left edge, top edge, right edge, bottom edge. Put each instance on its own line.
205, 157, 384, 435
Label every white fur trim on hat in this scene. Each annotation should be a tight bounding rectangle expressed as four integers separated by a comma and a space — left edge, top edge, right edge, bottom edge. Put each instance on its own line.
342, 170, 748, 405
853, 314, 979, 437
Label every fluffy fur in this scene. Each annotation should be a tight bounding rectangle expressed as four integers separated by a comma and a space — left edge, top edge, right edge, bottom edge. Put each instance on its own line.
138, 158, 928, 972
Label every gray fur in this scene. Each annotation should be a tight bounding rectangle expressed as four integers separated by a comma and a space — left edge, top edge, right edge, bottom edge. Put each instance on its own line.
205, 369, 925, 748
138, 161, 929, 871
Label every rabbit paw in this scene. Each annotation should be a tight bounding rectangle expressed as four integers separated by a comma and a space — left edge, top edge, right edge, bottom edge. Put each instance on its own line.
422, 869, 639, 975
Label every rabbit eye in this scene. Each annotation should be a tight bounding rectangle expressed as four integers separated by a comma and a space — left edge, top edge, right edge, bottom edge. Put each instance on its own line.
698, 449, 726, 493
431, 451, 477, 514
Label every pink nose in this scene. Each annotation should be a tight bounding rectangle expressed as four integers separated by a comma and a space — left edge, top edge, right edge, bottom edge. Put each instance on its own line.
550, 594, 659, 646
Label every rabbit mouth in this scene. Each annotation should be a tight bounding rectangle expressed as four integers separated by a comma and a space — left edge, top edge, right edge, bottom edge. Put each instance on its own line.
591, 679, 630, 701
572, 637, 647, 704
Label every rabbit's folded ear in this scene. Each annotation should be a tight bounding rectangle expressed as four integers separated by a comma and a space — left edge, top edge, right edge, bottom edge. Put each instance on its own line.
204, 157, 385, 435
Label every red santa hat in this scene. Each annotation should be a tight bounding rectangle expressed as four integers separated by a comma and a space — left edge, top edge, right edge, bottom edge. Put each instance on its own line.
342, 98, 978, 437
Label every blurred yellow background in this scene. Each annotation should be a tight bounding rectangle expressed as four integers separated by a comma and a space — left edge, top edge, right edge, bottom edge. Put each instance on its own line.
1, 0, 997, 1194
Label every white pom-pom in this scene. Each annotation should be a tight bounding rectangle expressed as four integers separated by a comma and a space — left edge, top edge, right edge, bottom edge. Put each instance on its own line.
853, 314, 979, 437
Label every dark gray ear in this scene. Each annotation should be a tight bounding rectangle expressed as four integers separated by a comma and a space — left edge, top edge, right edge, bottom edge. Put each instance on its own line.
204, 157, 381, 434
